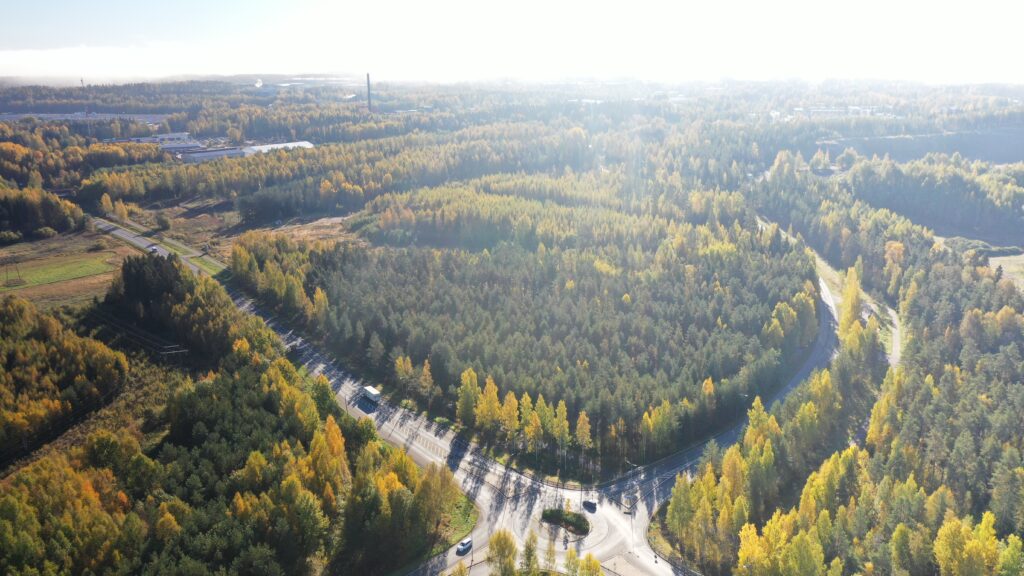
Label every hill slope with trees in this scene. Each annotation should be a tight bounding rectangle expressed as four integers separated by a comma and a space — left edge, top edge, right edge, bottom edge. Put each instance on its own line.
0, 255, 470, 575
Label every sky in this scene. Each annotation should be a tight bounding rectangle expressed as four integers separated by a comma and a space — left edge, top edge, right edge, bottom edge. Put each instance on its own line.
2, 0, 1022, 84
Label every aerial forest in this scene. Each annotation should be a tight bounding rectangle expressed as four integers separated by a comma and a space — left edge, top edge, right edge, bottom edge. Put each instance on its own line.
2, 79, 1024, 575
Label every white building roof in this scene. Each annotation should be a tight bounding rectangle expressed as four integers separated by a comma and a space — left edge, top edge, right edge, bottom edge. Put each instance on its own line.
242, 141, 315, 156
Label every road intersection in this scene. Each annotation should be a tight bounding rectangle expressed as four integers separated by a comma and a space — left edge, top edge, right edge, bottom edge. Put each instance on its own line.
95, 216, 840, 576
231, 279, 838, 576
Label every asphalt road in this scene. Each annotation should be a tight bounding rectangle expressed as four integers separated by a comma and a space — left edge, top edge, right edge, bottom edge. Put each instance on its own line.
235, 278, 839, 576
92, 217, 201, 274
95, 217, 841, 576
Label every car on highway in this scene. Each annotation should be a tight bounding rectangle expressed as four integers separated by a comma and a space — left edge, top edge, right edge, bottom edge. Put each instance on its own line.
456, 537, 472, 555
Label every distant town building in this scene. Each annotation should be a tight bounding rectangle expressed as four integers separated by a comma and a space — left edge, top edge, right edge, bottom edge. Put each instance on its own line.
242, 141, 315, 156
179, 142, 314, 163
153, 132, 191, 142
106, 132, 189, 144
180, 147, 245, 163
106, 132, 204, 152
159, 140, 204, 152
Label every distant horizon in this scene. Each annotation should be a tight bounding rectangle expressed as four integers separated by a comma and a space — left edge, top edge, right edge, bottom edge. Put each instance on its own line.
4, 0, 1024, 85
3, 73, 1024, 90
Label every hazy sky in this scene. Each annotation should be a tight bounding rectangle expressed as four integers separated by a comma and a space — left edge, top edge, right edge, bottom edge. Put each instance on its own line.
2, 0, 1022, 84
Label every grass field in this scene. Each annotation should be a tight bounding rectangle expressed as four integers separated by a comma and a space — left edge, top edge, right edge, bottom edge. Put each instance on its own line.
441, 496, 479, 554
194, 255, 228, 276
0, 253, 114, 291
991, 253, 1024, 289
0, 232, 138, 309
133, 202, 242, 261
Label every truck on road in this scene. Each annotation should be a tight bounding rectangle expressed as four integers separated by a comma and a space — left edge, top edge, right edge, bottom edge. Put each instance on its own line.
362, 385, 381, 404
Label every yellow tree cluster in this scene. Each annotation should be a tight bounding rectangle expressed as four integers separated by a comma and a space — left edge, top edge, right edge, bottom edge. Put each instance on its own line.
458, 367, 592, 460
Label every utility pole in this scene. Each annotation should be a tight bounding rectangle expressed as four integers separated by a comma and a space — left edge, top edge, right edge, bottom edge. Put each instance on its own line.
366, 73, 372, 113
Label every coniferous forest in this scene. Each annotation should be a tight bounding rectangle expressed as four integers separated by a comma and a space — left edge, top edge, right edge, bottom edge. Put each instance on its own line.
2, 77, 1024, 575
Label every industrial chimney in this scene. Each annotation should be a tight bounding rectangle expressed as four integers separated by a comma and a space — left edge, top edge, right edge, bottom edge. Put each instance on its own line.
366, 73, 372, 113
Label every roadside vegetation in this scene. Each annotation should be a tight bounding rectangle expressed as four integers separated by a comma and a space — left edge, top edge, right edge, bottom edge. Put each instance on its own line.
447, 528, 604, 576
0, 186, 85, 244
0, 255, 473, 575
541, 508, 591, 536
655, 151, 1024, 573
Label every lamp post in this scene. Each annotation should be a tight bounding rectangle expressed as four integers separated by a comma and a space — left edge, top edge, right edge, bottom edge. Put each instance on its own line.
627, 460, 640, 555
630, 506, 634, 554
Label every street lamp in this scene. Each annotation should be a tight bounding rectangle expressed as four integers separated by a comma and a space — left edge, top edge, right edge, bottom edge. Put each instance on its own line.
625, 460, 640, 555
630, 504, 636, 555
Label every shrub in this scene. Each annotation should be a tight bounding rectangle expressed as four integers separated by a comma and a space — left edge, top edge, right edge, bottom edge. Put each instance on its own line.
541, 508, 590, 535
33, 226, 58, 239
89, 238, 114, 252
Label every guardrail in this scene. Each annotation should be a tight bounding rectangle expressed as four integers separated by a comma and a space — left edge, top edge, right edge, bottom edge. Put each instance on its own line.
650, 549, 704, 576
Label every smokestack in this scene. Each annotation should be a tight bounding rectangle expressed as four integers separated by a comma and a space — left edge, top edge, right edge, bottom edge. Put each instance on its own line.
366, 73, 372, 113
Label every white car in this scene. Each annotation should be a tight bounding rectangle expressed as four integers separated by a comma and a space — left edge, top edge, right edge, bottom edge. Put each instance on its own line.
456, 537, 472, 555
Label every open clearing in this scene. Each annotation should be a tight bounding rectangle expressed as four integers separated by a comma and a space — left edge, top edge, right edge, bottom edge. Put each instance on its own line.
991, 253, 1024, 290
136, 201, 360, 263
269, 216, 357, 242
133, 199, 242, 261
0, 253, 113, 290
0, 231, 138, 308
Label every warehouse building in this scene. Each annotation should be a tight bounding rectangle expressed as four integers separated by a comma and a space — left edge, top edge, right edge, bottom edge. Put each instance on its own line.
180, 147, 245, 163
242, 141, 315, 156
179, 141, 314, 163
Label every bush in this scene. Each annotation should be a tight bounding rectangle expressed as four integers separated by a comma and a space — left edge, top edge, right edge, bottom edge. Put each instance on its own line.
33, 226, 58, 239
89, 238, 114, 252
0, 230, 22, 244
542, 508, 590, 535
155, 213, 172, 231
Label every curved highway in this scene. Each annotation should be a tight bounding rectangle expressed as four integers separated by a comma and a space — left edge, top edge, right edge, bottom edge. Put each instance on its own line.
95, 217, 840, 576
237, 277, 838, 576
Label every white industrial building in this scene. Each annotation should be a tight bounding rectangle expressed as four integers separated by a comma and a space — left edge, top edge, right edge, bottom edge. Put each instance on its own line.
242, 141, 314, 156
181, 147, 245, 163
179, 141, 314, 163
